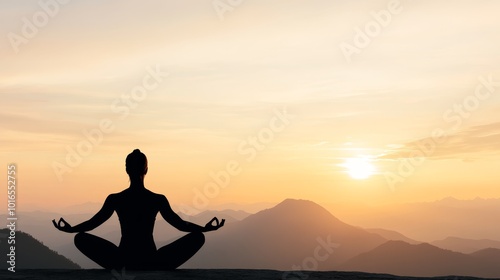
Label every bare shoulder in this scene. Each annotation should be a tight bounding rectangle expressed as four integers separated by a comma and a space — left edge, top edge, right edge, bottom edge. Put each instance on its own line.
104, 193, 119, 204
105, 190, 129, 203
146, 189, 166, 198
107, 191, 124, 199
157, 193, 169, 204
142, 189, 168, 205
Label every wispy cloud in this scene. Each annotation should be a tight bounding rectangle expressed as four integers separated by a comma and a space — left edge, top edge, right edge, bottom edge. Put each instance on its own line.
381, 122, 500, 160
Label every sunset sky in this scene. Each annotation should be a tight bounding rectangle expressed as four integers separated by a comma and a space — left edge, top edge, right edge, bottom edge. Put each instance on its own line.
2, 0, 500, 214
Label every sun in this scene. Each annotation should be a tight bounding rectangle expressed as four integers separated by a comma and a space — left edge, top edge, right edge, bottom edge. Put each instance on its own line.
342, 157, 376, 180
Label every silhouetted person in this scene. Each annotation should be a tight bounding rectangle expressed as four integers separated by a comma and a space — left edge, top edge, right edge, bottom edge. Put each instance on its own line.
53, 149, 224, 270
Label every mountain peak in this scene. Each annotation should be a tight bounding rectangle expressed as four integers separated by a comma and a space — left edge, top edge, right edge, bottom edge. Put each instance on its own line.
266, 198, 339, 222
276, 198, 318, 207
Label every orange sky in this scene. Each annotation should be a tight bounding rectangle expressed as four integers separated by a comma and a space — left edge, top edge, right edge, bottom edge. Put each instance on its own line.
1, 0, 500, 214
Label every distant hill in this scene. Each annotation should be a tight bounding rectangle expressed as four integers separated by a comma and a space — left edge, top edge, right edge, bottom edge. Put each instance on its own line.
340, 240, 500, 278
0, 229, 80, 270
186, 199, 387, 270
431, 236, 500, 254
61, 202, 102, 214
342, 197, 500, 241
204, 202, 276, 214
178, 209, 251, 224
365, 228, 420, 244
469, 247, 500, 268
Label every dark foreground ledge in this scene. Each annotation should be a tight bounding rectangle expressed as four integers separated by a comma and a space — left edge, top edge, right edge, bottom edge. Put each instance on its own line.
1, 269, 498, 280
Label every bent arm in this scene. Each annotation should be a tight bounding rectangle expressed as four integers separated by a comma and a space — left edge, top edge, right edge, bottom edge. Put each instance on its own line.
159, 196, 204, 232
71, 195, 115, 233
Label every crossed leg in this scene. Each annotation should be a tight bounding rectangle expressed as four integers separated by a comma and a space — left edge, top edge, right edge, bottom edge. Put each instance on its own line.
74, 232, 205, 270
150, 232, 205, 270
74, 232, 122, 269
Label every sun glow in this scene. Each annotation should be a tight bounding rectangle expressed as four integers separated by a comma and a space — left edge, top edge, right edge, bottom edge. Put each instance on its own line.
342, 157, 376, 180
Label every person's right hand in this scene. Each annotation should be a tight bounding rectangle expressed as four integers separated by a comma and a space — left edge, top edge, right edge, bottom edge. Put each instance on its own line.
52, 217, 74, 233
204, 217, 225, 232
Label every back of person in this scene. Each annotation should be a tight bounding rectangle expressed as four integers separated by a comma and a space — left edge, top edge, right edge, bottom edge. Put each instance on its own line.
114, 188, 160, 263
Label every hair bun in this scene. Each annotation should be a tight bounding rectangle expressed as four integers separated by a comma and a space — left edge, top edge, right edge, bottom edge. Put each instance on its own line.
133, 149, 141, 153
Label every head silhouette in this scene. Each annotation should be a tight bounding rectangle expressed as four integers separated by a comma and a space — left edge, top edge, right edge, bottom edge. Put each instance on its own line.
126, 149, 148, 179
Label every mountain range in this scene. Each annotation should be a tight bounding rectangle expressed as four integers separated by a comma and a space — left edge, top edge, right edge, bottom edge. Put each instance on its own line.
339, 197, 500, 241
431, 236, 500, 254
186, 199, 385, 269
365, 228, 421, 245
340, 240, 500, 278
0, 228, 80, 270
3, 198, 500, 278
186, 199, 500, 278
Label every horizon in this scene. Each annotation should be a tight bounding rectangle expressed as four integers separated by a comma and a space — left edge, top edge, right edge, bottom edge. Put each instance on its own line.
8, 195, 500, 243
16, 194, 500, 213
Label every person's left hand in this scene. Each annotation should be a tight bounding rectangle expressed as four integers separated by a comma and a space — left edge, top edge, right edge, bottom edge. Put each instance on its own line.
204, 217, 225, 232
52, 217, 74, 233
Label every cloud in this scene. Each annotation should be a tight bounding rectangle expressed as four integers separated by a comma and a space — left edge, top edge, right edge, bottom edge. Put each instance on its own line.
381, 122, 500, 160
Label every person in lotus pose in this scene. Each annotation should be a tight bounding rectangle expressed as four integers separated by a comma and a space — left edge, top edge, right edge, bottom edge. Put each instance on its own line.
53, 149, 224, 270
